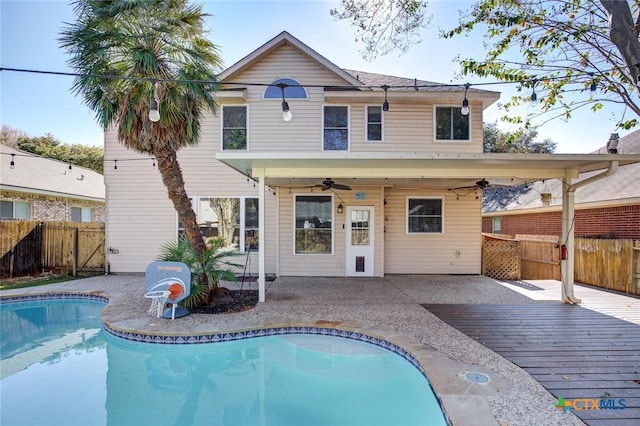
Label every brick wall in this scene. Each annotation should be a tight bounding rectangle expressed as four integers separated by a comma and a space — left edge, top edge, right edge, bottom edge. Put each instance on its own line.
1, 192, 105, 222
483, 204, 640, 239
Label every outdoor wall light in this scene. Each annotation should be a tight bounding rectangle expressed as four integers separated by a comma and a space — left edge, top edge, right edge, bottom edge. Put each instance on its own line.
382, 85, 389, 112
461, 83, 470, 116
149, 80, 160, 122
278, 83, 293, 121
337, 203, 344, 214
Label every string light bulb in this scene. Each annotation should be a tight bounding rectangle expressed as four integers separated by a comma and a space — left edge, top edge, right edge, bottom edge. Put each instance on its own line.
149, 80, 160, 122
530, 79, 538, 106
589, 74, 597, 97
278, 83, 292, 122
10, 154, 15, 169
461, 83, 470, 115
382, 85, 389, 112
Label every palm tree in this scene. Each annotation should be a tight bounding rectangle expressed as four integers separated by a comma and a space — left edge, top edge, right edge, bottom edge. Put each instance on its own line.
60, 0, 222, 257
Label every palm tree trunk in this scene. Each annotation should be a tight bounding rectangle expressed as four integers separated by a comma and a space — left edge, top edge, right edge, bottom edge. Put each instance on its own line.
154, 148, 205, 257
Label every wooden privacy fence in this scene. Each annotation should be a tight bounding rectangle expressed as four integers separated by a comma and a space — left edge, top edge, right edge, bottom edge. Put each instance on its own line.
575, 238, 639, 295
0, 221, 105, 278
482, 233, 639, 296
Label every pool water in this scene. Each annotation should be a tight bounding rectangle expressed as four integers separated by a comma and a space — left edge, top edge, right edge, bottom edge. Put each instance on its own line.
0, 299, 448, 426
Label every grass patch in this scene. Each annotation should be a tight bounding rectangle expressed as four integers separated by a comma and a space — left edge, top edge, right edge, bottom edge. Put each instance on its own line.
0, 275, 92, 290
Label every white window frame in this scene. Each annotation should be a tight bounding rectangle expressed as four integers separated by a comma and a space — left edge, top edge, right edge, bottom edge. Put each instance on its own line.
406, 196, 444, 234
293, 193, 335, 255
221, 104, 249, 151
492, 216, 502, 234
433, 105, 471, 142
177, 196, 259, 253
365, 104, 384, 142
322, 105, 350, 151
71, 206, 93, 222
0, 200, 32, 219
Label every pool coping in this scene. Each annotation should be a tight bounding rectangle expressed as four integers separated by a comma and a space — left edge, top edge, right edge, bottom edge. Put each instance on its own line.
1, 291, 507, 426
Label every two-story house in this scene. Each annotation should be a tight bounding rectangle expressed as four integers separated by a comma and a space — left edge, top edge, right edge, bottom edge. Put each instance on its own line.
105, 32, 639, 302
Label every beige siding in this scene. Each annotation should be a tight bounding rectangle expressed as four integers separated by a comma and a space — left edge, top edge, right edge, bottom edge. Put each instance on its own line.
220, 44, 484, 154
105, 118, 277, 274
276, 186, 383, 277
384, 189, 482, 274
106, 38, 488, 275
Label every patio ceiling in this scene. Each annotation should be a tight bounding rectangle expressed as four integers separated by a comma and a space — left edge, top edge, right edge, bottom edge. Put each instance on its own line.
215, 152, 640, 189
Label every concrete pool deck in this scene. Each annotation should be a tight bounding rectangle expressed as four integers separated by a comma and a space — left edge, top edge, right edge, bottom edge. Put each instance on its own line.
5, 274, 634, 425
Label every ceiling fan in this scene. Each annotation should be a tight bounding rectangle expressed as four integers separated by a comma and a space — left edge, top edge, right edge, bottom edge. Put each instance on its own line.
311, 178, 352, 191
449, 178, 509, 191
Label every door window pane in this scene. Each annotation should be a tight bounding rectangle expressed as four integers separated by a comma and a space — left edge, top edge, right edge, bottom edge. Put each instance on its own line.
350, 209, 370, 245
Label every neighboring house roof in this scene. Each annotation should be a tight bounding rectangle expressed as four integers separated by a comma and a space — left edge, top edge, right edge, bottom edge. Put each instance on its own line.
483, 129, 640, 214
0, 145, 105, 201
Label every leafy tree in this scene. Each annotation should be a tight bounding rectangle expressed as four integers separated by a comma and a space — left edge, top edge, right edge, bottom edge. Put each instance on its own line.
330, 0, 431, 60
1, 127, 104, 174
484, 123, 557, 153
60, 0, 222, 259
445, 0, 640, 129
0, 126, 28, 147
333, 0, 640, 129
14, 133, 104, 174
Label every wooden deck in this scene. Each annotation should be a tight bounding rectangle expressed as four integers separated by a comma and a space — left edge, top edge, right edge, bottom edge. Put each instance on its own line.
422, 303, 640, 426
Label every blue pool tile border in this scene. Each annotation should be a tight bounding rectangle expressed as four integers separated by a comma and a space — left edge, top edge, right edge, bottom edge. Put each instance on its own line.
0, 293, 422, 375
103, 323, 423, 372
0, 293, 109, 304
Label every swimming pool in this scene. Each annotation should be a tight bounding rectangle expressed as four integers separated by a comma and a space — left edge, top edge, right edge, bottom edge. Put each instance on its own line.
0, 297, 448, 425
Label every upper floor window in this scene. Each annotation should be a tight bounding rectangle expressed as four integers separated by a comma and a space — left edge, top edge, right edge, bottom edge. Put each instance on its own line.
0, 200, 31, 219
263, 78, 308, 99
366, 105, 383, 141
222, 106, 247, 150
435, 106, 469, 141
323, 106, 349, 151
407, 197, 443, 234
71, 207, 92, 222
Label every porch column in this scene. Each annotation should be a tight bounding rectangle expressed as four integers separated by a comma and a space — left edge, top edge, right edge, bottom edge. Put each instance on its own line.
256, 168, 266, 302
560, 170, 581, 304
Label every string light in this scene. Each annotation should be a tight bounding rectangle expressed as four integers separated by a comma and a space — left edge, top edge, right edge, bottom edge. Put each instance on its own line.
149, 80, 160, 122
68, 163, 73, 171
114, 160, 118, 170
10, 154, 15, 169
277, 82, 292, 122
151, 158, 156, 167
0, 66, 612, 128
382, 85, 389, 112
461, 83, 470, 115
530, 79, 538, 105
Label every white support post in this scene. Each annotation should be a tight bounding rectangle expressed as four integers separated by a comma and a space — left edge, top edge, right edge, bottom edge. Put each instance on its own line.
256, 168, 266, 302
560, 171, 581, 304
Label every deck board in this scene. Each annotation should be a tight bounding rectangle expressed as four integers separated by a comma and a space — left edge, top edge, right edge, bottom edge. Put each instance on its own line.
422, 304, 640, 425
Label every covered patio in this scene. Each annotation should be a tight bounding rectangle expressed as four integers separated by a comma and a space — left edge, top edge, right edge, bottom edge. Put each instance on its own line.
217, 151, 640, 303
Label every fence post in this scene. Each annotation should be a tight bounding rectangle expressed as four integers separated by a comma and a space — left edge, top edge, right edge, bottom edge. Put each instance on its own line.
72, 227, 78, 277
633, 243, 639, 295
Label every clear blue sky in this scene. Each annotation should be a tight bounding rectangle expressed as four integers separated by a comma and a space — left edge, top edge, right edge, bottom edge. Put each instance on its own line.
0, 0, 629, 153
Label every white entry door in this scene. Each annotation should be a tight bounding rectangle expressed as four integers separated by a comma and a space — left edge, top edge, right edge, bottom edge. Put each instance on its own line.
345, 206, 374, 276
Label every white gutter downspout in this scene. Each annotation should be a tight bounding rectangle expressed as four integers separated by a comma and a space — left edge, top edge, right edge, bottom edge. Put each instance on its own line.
561, 161, 619, 304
